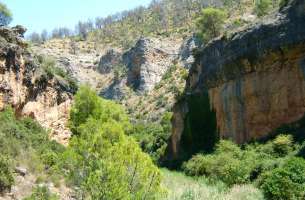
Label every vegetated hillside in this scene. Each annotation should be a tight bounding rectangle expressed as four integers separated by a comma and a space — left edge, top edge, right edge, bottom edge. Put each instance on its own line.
29, 0, 289, 176
0, 25, 164, 198
1, 0, 303, 199
80, 0, 282, 50
0, 107, 74, 200
32, 0, 283, 124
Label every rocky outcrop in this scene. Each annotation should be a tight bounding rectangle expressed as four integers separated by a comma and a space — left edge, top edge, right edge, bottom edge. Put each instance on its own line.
100, 78, 127, 100
123, 37, 180, 91
166, 0, 305, 162
0, 26, 73, 144
32, 39, 106, 91
178, 35, 202, 69
98, 49, 123, 74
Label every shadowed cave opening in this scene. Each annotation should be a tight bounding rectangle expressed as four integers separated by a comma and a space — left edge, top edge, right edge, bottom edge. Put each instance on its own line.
178, 92, 218, 165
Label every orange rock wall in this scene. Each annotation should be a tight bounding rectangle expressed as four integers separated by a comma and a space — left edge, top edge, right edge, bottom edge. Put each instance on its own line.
209, 46, 305, 143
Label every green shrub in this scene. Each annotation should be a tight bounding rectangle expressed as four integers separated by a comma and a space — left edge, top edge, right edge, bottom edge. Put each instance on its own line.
183, 138, 296, 186
272, 134, 293, 157
215, 140, 241, 156
0, 156, 14, 193
69, 86, 130, 135
259, 157, 305, 200
182, 154, 214, 176
162, 65, 177, 81
183, 133, 301, 191
215, 154, 252, 186
255, 0, 272, 16
0, 107, 65, 189
130, 112, 172, 164
24, 186, 59, 200
196, 8, 227, 42
183, 140, 254, 186
61, 86, 164, 199
279, 0, 289, 8
41, 151, 58, 168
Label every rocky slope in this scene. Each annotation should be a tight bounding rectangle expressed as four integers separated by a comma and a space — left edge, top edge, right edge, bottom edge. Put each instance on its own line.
0, 26, 73, 144
98, 36, 196, 122
31, 38, 113, 91
166, 0, 305, 162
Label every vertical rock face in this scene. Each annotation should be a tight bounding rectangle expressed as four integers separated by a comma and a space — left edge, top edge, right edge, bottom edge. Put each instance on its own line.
166, 0, 305, 162
178, 35, 202, 69
123, 37, 179, 92
98, 49, 123, 74
0, 26, 73, 144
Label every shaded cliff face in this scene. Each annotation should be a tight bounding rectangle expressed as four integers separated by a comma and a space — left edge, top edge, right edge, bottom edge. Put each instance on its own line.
123, 37, 180, 92
167, 0, 305, 162
178, 35, 202, 69
0, 26, 73, 144
98, 49, 123, 74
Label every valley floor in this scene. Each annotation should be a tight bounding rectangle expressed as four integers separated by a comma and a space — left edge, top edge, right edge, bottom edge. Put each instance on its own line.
161, 169, 264, 200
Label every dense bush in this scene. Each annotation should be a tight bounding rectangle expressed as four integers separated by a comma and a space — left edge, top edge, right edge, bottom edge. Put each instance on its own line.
255, 0, 272, 16
69, 86, 130, 134
259, 157, 305, 200
183, 135, 298, 186
131, 112, 172, 164
62, 86, 163, 199
0, 107, 64, 162
0, 156, 14, 193
0, 88, 165, 199
183, 140, 253, 186
196, 7, 227, 42
272, 134, 293, 157
0, 107, 65, 195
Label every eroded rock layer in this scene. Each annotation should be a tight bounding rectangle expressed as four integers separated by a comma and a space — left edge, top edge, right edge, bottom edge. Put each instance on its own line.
167, 0, 305, 161
0, 26, 73, 145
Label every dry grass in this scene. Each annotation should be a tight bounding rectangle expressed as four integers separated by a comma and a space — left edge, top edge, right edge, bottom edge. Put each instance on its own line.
161, 169, 264, 200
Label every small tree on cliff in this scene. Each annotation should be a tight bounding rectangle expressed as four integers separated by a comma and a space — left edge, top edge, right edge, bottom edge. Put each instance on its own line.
196, 7, 226, 42
0, 3, 12, 26
255, 0, 272, 17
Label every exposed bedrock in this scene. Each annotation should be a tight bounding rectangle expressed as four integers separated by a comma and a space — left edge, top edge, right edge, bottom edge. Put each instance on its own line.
165, 0, 305, 163
0, 26, 73, 145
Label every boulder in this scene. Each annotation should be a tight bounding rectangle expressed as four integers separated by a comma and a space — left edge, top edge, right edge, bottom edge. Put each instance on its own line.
15, 167, 27, 176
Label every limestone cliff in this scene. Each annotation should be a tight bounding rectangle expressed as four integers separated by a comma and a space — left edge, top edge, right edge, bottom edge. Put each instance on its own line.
123, 37, 180, 92
0, 26, 73, 144
178, 35, 202, 69
166, 0, 305, 162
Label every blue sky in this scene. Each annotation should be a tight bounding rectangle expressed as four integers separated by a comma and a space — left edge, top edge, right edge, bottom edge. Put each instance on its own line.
2, 0, 151, 34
